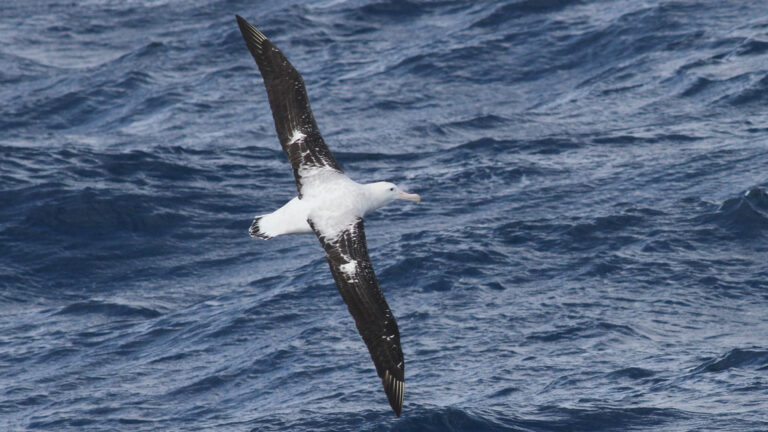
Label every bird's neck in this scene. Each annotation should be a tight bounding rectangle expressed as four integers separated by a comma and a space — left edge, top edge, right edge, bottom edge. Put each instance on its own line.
362, 183, 393, 216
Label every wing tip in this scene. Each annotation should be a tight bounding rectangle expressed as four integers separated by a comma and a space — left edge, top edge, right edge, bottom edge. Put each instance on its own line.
383, 369, 404, 417
235, 14, 268, 53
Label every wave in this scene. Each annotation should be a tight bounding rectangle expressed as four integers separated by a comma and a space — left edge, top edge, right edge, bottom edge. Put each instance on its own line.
21, 188, 186, 236
281, 405, 696, 432
605, 367, 656, 380
53, 300, 163, 319
697, 187, 768, 236
472, 0, 581, 29
524, 320, 647, 343
690, 348, 768, 374
524, 405, 694, 431
722, 73, 768, 106
391, 406, 522, 432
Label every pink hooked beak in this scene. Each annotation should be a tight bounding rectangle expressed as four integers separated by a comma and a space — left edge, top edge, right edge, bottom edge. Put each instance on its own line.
398, 190, 421, 203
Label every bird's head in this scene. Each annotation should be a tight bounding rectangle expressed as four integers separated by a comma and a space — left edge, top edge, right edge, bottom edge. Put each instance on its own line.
367, 181, 421, 211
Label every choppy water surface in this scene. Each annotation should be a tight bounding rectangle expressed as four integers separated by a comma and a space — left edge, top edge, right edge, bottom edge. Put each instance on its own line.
2, 1, 768, 430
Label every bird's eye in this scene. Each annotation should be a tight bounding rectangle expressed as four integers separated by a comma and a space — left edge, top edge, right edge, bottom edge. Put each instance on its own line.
389, 187, 394, 191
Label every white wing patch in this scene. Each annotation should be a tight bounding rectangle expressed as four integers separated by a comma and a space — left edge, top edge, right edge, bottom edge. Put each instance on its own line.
339, 261, 358, 280
288, 130, 306, 146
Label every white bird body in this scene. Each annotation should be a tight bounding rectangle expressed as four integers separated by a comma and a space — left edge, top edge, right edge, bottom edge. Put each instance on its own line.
255, 169, 419, 240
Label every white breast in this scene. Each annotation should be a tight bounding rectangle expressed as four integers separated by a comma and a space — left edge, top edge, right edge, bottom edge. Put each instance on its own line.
303, 171, 369, 240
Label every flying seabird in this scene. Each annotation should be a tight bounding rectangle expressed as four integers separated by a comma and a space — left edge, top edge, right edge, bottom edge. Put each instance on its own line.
235, 15, 420, 417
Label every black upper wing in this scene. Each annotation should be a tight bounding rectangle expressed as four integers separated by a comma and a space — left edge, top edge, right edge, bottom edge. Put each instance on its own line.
309, 218, 405, 417
235, 15, 342, 197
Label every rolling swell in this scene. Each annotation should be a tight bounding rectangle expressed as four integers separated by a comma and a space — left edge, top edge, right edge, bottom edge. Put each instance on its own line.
2, 0, 768, 431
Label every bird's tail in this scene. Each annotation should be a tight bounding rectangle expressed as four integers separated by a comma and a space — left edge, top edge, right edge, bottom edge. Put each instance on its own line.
249, 216, 273, 239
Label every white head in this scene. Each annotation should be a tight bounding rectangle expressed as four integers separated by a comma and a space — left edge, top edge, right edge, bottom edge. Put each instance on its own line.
365, 181, 421, 212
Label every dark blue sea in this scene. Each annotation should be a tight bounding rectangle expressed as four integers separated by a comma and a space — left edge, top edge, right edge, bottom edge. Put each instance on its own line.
2, 0, 768, 430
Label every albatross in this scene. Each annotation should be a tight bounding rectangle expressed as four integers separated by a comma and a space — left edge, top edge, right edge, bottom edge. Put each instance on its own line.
235, 15, 420, 417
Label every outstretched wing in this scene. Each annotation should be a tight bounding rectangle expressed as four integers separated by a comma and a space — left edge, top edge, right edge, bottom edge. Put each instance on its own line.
308, 218, 405, 417
235, 15, 342, 197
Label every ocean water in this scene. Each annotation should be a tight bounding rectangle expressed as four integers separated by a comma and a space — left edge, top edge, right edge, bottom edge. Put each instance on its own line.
2, 0, 768, 430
